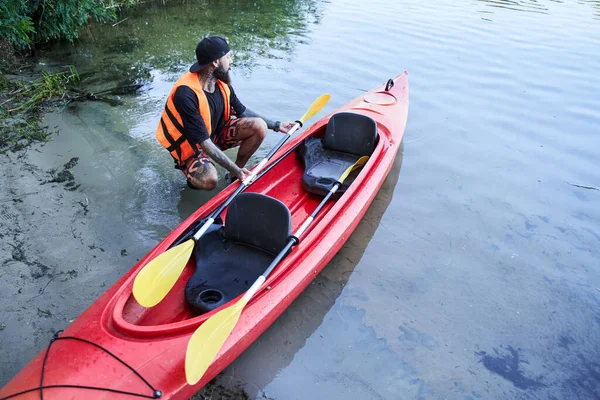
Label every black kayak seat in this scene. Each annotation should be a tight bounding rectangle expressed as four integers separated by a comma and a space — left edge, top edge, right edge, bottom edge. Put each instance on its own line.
185, 193, 292, 314
324, 112, 378, 156
298, 112, 378, 197
224, 192, 292, 255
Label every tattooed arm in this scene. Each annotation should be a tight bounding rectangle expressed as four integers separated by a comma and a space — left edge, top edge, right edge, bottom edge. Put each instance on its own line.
238, 108, 281, 131
200, 139, 243, 177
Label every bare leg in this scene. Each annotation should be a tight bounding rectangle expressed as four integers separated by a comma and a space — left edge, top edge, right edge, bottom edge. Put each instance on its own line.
222, 117, 267, 168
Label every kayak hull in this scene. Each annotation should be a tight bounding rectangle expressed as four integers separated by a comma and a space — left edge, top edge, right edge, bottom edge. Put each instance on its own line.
0, 73, 409, 400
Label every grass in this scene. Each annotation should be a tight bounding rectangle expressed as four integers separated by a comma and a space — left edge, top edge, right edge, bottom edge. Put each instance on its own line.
0, 66, 79, 153
0, 117, 50, 153
4, 66, 79, 112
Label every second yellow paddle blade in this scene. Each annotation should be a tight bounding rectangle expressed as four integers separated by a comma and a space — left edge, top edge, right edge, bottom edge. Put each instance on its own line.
185, 299, 248, 385
132, 239, 195, 308
339, 156, 369, 184
299, 94, 331, 124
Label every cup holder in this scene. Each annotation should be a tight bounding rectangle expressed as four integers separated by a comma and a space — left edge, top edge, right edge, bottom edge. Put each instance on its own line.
317, 178, 334, 186
194, 288, 226, 314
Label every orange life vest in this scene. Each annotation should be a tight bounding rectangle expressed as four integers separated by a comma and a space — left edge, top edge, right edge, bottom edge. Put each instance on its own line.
156, 72, 231, 165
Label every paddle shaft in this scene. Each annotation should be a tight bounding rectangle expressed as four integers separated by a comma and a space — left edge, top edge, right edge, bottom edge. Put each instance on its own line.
174, 138, 303, 247
191, 123, 302, 241
242, 182, 340, 302
182, 184, 339, 387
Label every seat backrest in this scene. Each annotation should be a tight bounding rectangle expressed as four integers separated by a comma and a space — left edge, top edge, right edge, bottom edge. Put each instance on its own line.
323, 112, 378, 156
224, 193, 292, 255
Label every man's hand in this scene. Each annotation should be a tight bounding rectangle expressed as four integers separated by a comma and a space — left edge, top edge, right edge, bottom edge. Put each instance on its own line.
278, 121, 296, 134
236, 167, 251, 182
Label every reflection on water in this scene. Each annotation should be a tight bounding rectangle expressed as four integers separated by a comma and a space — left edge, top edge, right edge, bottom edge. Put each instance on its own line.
476, 0, 600, 19
477, 0, 550, 15
40, 0, 323, 88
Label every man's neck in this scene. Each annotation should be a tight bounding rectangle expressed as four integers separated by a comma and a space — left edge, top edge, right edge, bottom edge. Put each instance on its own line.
197, 70, 217, 93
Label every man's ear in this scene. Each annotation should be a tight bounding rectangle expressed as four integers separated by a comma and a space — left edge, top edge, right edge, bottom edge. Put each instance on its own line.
212, 59, 220, 68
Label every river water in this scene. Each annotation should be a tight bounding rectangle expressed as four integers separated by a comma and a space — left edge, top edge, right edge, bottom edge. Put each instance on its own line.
10, 0, 600, 398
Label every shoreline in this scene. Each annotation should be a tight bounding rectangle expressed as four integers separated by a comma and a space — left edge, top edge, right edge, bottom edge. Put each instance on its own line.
0, 110, 252, 399
0, 129, 133, 386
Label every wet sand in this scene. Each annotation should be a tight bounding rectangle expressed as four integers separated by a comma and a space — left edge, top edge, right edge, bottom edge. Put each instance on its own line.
0, 111, 250, 399
0, 127, 142, 386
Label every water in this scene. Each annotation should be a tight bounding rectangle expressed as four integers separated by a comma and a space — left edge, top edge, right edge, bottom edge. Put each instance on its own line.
11, 0, 600, 398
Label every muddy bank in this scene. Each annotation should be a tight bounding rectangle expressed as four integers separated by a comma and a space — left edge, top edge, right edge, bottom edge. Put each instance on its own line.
0, 133, 141, 385
0, 112, 250, 399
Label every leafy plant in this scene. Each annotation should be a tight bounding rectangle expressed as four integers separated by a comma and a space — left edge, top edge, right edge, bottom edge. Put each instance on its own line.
28, 0, 116, 43
0, 117, 50, 154
0, 0, 146, 49
0, 66, 80, 153
0, 0, 35, 49
7, 66, 80, 112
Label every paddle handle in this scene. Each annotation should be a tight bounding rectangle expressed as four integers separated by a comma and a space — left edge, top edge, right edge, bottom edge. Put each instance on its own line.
260, 121, 301, 163
242, 276, 266, 301
192, 217, 214, 241
283, 121, 301, 139
287, 157, 366, 242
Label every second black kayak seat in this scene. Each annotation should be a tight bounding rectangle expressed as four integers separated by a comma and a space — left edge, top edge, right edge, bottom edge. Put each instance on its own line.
185, 192, 292, 315
297, 112, 378, 197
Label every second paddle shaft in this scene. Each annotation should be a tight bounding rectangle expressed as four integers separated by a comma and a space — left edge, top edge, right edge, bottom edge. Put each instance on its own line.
241, 182, 340, 302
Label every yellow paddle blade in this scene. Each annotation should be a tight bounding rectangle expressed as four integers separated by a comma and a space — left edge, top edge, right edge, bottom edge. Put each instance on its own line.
132, 240, 195, 308
185, 298, 249, 385
339, 156, 369, 184
298, 94, 331, 124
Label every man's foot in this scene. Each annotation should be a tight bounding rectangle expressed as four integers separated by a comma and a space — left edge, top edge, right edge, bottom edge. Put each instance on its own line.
223, 172, 236, 185
187, 179, 200, 190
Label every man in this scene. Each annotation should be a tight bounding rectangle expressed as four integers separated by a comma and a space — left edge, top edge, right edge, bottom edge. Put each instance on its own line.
156, 36, 295, 190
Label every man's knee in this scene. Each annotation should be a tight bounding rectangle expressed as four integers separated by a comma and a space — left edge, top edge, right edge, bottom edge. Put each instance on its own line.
251, 118, 267, 140
188, 175, 218, 190
183, 158, 218, 190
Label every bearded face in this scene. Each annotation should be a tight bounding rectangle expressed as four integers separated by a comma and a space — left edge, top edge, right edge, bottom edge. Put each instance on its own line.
214, 63, 231, 85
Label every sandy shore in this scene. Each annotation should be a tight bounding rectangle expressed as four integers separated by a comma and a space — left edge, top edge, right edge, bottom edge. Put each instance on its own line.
0, 141, 129, 384
0, 120, 250, 399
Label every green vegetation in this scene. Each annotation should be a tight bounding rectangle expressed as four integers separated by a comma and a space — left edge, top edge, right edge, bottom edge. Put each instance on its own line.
0, 0, 147, 155
6, 66, 79, 112
0, 1, 34, 49
0, 0, 139, 50
0, 67, 79, 153
0, 117, 49, 153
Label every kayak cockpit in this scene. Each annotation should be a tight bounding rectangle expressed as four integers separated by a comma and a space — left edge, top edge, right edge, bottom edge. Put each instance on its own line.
185, 193, 292, 314
298, 112, 378, 197
110, 111, 387, 336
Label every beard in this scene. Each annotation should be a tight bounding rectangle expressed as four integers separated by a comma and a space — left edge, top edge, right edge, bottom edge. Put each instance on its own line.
214, 64, 232, 85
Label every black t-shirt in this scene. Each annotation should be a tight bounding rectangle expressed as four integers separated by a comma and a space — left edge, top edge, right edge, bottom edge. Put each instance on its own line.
172, 84, 246, 145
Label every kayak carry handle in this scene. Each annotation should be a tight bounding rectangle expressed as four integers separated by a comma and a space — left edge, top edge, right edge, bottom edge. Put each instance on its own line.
385, 78, 394, 91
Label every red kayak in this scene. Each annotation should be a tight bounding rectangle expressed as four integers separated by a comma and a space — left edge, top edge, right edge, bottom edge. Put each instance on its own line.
0, 72, 409, 400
